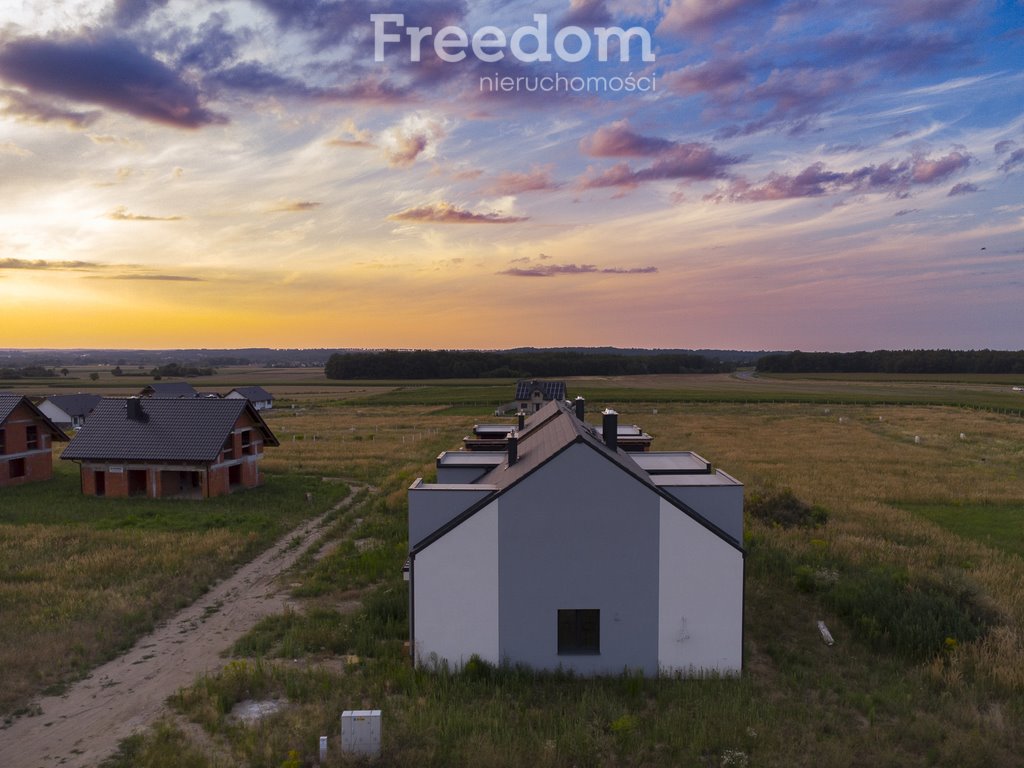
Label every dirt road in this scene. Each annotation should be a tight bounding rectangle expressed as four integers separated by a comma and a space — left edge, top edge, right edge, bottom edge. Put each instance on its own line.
0, 494, 353, 768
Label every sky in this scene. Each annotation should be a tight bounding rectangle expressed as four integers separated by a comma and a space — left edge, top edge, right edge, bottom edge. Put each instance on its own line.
0, 0, 1021, 351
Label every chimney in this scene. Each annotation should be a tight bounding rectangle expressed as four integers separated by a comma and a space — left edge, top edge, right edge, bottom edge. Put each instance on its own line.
517, 411, 526, 431
602, 409, 618, 451
507, 432, 519, 466
126, 397, 147, 422
574, 396, 585, 421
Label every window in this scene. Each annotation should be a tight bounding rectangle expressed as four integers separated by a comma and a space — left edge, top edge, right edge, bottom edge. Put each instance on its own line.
26, 425, 38, 450
241, 430, 254, 455
557, 609, 600, 654
0, 428, 5, 455
10, 457, 26, 478
223, 435, 235, 460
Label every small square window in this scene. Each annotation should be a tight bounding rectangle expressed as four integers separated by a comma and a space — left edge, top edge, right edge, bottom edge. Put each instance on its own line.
9, 457, 26, 478
558, 609, 600, 655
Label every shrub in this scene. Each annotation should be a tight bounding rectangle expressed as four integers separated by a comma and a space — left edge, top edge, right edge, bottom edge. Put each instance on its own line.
747, 488, 828, 528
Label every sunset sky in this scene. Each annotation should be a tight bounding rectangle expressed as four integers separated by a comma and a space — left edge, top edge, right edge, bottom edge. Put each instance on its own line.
1, 0, 1021, 351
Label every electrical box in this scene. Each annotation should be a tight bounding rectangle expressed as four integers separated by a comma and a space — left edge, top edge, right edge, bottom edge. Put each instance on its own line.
341, 709, 381, 757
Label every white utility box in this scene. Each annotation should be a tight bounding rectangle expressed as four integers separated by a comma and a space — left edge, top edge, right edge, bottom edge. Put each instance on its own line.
341, 709, 381, 757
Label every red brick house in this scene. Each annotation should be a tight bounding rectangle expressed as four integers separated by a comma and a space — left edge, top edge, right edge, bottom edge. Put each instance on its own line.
61, 397, 279, 499
0, 393, 69, 488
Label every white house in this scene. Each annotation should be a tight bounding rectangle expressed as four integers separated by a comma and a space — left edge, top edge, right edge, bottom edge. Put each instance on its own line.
407, 399, 744, 677
37, 393, 102, 430
225, 386, 274, 411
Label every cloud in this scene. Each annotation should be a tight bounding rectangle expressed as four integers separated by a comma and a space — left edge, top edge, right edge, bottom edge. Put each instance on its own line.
580, 145, 743, 190
994, 140, 1017, 155
999, 149, 1024, 173
107, 206, 183, 221
893, 209, 919, 216
111, 0, 169, 28
380, 114, 445, 167
580, 120, 677, 157
578, 120, 742, 190
269, 201, 321, 212
97, 273, 203, 281
498, 262, 658, 277
911, 150, 972, 183
388, 201, 528, 224
0, 258, 98, 270
560, 0, 614, 26
0, 34, 222, 128
0, 88, 101, 128
947, 181, 979, 196
250, 0, 467, 53
705, 150, 974, 202
0, 256, 200, 281
0, 140, 32, 157
657, 0, 777, 35
663, 59, 749, 96
883, 0, 978, 24
484, 166, 562, 195
327, 119, 374, 149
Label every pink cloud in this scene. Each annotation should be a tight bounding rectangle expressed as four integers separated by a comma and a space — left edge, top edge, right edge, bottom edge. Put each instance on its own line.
388, 201, 527, 224
484, 166, 562, 195
580, 120, 676, 157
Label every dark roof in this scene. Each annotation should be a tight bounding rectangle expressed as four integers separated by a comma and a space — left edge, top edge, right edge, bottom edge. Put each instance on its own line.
413, 400, 743, 554
0, 393, 70, 441
42, 393, 102, 418
62, 398, 278, 462
514, 379, 566, 402
140, 382, 198, 398
229, 386, 273, 401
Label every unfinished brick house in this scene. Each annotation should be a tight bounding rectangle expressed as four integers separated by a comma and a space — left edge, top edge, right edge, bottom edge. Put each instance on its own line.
61, 397, 279, 499
0, 393, 69, 488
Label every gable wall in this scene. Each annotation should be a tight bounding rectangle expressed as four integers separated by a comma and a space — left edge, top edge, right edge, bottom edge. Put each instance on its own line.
413, 501, 500, 667
0, 404, 57, 487
497, 443, 661, 674
658, 497, 743, 674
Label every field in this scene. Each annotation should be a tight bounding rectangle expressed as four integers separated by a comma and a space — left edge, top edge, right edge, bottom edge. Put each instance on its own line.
2, 369, 1024, 765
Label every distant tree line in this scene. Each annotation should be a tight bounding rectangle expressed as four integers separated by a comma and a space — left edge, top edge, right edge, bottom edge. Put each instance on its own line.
150, 362, 216, 378
0, 366, 57, 379
756, 350, 1024, 374
324, 350, 732, 380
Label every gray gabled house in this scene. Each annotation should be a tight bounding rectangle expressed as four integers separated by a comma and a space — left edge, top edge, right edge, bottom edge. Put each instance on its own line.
407, 399, 744, 677
225, 386, 274, 411
37, 393, 102, 430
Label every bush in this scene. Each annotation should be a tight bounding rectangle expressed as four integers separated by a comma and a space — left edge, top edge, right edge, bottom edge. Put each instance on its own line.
747, 488, 828, 528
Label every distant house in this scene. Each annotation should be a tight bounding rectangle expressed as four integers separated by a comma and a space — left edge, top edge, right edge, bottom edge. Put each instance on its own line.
0, 394, 69, 488
515, 380, 567, 413
139, 382, 198, 398
37, 393, 102, 430
61, 398, 279, 499
407, 399, 744, 677
225, 386, 274, 411
465, 406, 653, 453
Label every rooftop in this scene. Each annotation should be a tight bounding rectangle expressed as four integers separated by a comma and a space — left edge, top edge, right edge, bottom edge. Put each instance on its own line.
62, 398, 278, 463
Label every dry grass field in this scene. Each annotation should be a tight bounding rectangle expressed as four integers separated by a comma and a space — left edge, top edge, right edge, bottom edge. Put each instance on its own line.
102, 393, 1024, 768
3, 370, 1024, 765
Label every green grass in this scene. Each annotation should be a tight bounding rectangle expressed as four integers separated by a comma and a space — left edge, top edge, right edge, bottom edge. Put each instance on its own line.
0, 461, 350, 717
0, 460, 343, 535
898, 502, 1024, 559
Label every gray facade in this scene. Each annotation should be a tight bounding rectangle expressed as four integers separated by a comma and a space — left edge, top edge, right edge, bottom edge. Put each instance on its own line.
497, 444, 660, 674
408, 399, 745, 676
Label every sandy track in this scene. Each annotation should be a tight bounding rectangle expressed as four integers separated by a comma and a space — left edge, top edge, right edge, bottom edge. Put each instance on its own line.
0, 492, 355, 768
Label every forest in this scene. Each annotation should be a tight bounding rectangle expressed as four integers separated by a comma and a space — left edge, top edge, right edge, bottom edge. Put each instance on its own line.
756, 349, 1024, 374
324, 350, 731, 380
